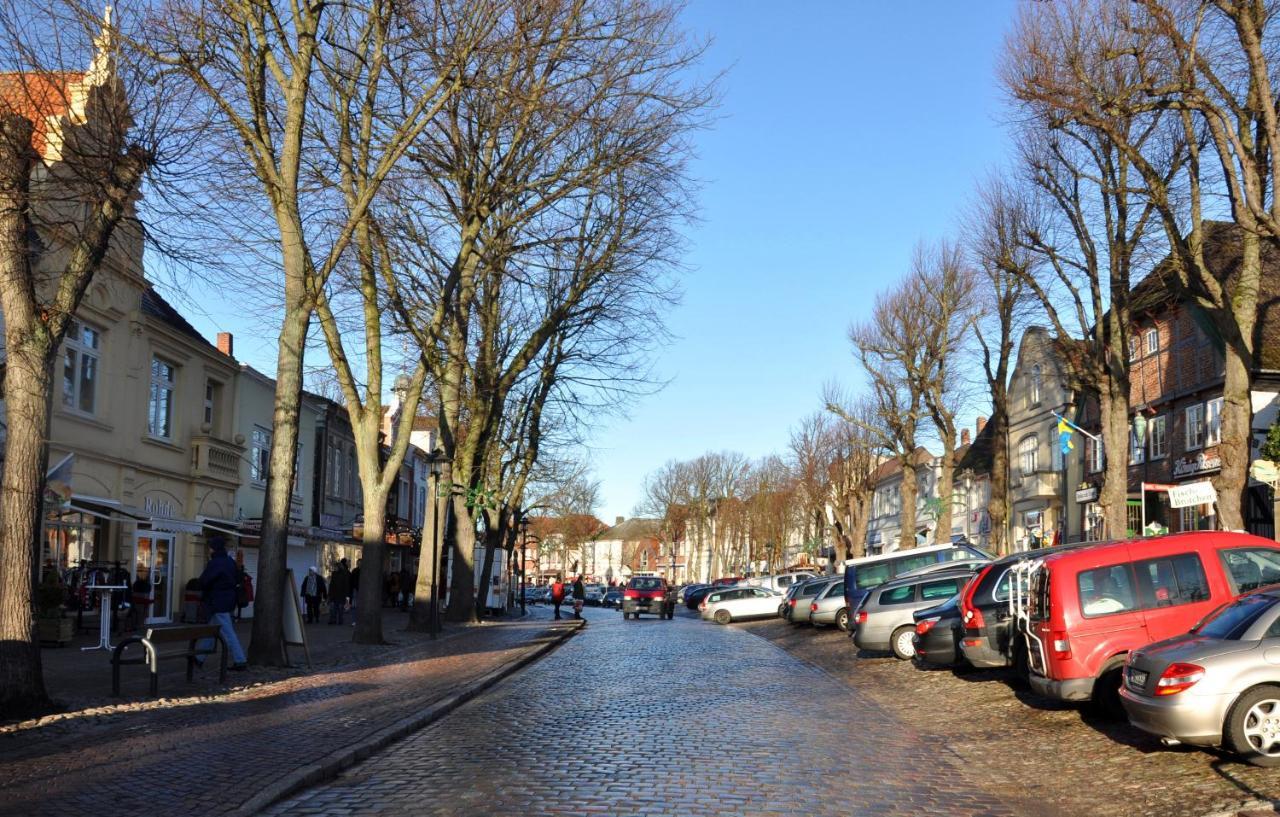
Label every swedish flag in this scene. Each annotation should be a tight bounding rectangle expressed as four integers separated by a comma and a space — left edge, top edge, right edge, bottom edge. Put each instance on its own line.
1057, 417, 1075, 456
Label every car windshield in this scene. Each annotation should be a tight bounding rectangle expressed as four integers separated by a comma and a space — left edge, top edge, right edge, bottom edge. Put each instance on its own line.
1193, 594, 1279, 640
629, 577, 662, 590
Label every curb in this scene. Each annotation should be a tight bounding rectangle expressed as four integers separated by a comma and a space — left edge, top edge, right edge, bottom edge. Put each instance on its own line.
232, 619, 583, 816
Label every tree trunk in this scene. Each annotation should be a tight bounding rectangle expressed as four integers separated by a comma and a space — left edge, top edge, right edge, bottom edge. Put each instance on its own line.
1099, 386, 1130, 540
0, 339, 54, 717
935, 432, 955, 543
407, 475, 442, 632
444, 493, 477, 622
353, 482, 390, 644
899, 462, 918, 550
1216, 342, 1252, 531
247, 304, 310, 666
988, 409, 1010, 555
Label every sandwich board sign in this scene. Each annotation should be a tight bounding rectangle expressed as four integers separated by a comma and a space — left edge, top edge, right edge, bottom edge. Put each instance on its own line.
282, 569, 311, 667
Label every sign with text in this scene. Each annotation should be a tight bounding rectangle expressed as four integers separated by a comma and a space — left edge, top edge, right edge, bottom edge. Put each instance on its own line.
1173, 452, 1222, 479
1168, 480, 1218, 510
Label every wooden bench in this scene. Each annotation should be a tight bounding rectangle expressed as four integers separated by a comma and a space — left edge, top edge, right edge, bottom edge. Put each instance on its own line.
111, 623, 227, 697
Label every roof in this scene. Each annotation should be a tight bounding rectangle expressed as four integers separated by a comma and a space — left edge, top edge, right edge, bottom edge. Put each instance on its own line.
0, 72, 81, 158
596, 517, 661, 542
957, 419, 995, 475
870, 447, 935, 484
141, 286, 221, 353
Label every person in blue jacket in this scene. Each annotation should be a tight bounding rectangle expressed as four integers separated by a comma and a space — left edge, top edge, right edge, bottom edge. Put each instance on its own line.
198, 535, 248, 670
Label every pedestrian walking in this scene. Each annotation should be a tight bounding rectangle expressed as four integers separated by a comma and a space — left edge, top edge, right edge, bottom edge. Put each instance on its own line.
196, 536, 247, 670
301, 566, 326, 623
328, 560, 351, 625
387, 571, 400, 608
550, 575, 565, 620
349, 559, 360, 625
572, 574, 586, 621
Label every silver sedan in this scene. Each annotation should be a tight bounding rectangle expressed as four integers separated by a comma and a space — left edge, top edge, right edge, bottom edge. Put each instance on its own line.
1121, 588, 1280, 766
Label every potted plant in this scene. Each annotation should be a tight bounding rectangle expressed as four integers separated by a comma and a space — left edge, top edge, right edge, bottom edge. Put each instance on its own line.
36, 576, 73, 645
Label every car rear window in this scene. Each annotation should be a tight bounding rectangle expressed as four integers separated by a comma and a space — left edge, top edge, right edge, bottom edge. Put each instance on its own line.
1195, 594, 1279, 640
797, 581, 824, 597
629, 577, 663, 590
991, 568, 1012, 603
1077, 564, 1139, 618
921, 578, 961, 601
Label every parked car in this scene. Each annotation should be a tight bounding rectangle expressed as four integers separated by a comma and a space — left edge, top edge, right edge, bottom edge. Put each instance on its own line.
843, 542, 990, 625
602, 588, 623, 609
583, 584, 605, 606
853, 569, 974, 659
744, 571, 818, 595
809, 579, 852, 631
686, 585, 719, 611
700, 586, 783, 624
681, 584, 709, 605
784, 577, 833, 624
623, 576, 675, 620
711, 576, 745, 587
912, 593, 967, 668
1120, 586, 1280, 765
1015, 530, 1280, 717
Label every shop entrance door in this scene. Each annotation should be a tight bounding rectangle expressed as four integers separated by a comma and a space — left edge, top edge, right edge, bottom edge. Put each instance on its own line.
132, 532, 175, 623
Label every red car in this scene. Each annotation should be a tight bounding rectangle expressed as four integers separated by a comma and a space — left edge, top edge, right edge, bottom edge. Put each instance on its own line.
622, 576, 674, 619
711, 576, 744, 587
1017, 530, 1280, 716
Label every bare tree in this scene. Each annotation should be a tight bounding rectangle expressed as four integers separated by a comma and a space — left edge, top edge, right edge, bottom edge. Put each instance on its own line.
824, 395, 881, 562
0, 5, 159, 715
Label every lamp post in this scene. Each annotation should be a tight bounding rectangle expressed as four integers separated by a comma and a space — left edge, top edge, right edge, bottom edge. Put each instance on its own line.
426, 447, 448, 639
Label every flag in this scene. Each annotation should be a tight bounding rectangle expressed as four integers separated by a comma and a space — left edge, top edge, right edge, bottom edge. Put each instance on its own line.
1057, 416, 1075, 456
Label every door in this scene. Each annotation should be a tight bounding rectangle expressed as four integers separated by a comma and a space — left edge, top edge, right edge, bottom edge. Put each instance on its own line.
133, 532, 175, 623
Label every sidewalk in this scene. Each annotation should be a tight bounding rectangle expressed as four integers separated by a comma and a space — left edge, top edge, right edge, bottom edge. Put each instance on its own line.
1, 604, 580, 817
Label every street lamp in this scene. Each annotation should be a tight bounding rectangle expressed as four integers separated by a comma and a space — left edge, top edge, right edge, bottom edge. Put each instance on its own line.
426, 447, 448, 639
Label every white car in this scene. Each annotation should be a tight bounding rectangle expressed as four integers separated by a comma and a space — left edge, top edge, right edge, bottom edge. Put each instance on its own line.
700, 586, 783, 625
743, 571, 817, 594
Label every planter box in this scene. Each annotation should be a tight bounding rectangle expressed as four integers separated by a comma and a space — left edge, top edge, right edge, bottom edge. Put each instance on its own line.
38, 616, 74, 646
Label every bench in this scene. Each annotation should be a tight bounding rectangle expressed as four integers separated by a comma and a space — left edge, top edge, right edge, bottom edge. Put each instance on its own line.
111, 623, 227, 697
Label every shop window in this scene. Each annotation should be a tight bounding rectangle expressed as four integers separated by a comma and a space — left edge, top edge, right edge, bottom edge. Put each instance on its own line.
41, 512, 100, 579
1205, 397, 1223, 446
1185, 403, 1205, 450
62, 321, 100, 415
148, 357, 176, 439
1148, 415, 1168, 460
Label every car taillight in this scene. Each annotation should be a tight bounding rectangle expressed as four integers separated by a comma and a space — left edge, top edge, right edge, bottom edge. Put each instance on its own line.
699, 600, 707, 611
810, 602, 818, 612
788, 599, 796, 607
624, 590, 638, 599
856, 610, 868, 624
1155, 662, 1205, 696
916, 617, 939, 637
1050, 630, 1070, 659
961, 567, 989, 629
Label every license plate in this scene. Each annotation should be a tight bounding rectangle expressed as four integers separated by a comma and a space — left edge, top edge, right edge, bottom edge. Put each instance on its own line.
1128, 669, 1148, 688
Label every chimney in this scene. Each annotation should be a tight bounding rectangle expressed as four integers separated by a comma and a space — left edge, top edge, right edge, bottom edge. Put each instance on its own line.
976, 416, 987, 435
961, 428, 971, 446
217, 332, 234, 358
615, 516, 625, 526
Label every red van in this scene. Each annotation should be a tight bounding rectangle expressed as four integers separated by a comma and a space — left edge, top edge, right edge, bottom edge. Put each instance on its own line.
1019, 531, 1280, 716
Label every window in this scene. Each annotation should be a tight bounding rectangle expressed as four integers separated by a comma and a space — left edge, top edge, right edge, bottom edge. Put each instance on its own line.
147, 357, 175, 439
1145, 328, 1159, 355
1077, 564, 1138, 617
894, 553, 936, 574
854, 562, 892, 589
921, 578, 961, 600
1018, 435, 1038, 476
1129, 421, 1145, 465
1088, 436, 1104, 474
203, 380, 216, 427
992, 569, 1012, 603
1030, 364, 1042, 406
1185, 403, 1205, 450
1205, 397, 1223, 446
346, 447, 357, 499
1148, 415, 1168, 460
250, 427, 271, 484
1220, 548, 1280, 594
61, 321, 100, 414
1179, 505, 1208, 533
880, 584, 915, 605
1128, 336, 1138, 361
1135, 553, 1209, 608
326, 441, 341, 496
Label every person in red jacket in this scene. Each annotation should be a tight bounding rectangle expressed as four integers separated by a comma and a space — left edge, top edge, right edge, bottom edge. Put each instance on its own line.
550, 575, 566, 620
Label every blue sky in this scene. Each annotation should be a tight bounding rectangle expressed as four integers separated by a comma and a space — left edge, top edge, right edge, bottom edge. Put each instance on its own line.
177, 1, 1019, 523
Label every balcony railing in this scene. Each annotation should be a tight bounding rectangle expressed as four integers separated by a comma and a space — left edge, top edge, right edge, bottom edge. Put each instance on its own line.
191, 435, 244, 484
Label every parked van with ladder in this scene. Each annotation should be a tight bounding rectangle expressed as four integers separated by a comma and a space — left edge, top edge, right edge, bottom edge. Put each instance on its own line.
1008, 531, 1280, 716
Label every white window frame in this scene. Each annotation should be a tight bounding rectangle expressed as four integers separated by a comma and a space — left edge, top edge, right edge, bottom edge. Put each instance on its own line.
1145, 327, 1159, 355
147, 356, 176, 440
1185, 403, 1205, 451
62, 320, 101, 415
1088, 436, 1105, 474
1128, 336, 1138, 361
1205, 397, 1223, 447
1030, 364, 1042, 406
1018, 435, 1038, 477
1148, 415, 1168, 460
250, 426, 271, 485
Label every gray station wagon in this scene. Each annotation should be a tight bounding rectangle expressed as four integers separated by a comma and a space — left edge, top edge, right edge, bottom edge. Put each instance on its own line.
852, 569, 976, 659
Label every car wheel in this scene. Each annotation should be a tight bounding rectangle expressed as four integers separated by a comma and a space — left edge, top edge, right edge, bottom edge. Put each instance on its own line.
714, 609, 731, 625
835, 608, 850, 632
1087, 664, 1126, 720
890, 626, 916, 660
1227, 685, 1280, 766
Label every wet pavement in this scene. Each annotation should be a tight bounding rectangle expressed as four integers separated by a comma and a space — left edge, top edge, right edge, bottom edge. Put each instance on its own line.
268, 608, 1036, 817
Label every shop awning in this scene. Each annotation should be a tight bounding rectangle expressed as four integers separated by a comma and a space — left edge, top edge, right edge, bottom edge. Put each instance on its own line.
62, 499, 150, 525
146, 517, 203, 535
197, 515, 242, 538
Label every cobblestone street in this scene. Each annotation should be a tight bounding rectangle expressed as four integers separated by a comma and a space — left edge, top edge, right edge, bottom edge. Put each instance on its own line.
269, 609, 1035, 817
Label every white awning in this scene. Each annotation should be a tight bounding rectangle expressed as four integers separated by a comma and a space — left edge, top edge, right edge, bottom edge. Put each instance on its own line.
198, 515, 242, 538
145, 517, 203, 535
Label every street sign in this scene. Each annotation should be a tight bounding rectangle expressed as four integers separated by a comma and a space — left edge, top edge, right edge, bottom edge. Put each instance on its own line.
1168, 481, 1218, 509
